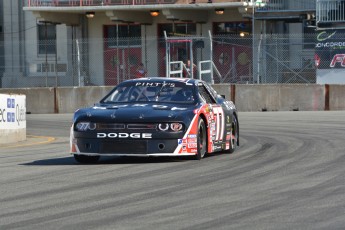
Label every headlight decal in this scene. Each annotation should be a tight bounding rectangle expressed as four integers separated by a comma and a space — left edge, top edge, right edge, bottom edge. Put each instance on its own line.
158, 123, 183, 132
75, 122, 90, 131
170, 123, 183, 132
75, 122, 97, 131
158, 123, 169, 131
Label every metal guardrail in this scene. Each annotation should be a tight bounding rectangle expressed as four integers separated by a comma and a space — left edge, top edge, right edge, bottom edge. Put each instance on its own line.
317, 0, 345, 23
169, 61, 184, 78
255, 0, 315, 12
27, 0, 177, 7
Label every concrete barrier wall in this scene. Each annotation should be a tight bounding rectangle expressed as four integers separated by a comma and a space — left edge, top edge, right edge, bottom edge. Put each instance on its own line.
0, 84, 344, 113
0, 88, 55, 114
235, 84, 325, 112
329, 85, 345, 110
56, 86, 113, 113
212, 84, 232, 100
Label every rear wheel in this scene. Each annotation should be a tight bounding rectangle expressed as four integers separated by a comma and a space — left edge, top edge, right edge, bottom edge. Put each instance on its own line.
195, 118, 207, 160
74, 154, 100, 164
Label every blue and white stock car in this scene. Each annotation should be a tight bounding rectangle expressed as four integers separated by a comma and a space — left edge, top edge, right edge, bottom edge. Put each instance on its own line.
70, 77, 239, 163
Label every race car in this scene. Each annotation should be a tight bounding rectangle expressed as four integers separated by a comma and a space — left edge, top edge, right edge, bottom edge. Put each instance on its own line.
70, 77, 239, 163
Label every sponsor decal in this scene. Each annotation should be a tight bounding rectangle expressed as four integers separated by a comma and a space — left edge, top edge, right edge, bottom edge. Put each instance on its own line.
187, 138, 197, 143
7, 98, 15, 108
224, 101, 236, 110
0, 95, 26, 129
92, 106, 106, 110
188, 134, 197, 138
132, 104, 148, 107
205, 105, 211, 113
135, 82, 175, 87
330, 54, 345, 67
213, 146, 222, 151
188, 143, 197, 148
317, 31, 337, 42
153, 105, 168, 109
171, 107, 187, 111
178, 139, 183, 145
315, 41, 345, 48
315, 29, 345, 71
97, 133, 152, 138
226, 134, 231, 141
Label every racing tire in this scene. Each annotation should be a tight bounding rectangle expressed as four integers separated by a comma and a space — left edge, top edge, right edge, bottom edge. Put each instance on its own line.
74, 154, 100, 164
194, 117, 207, 160
226, 115, 238, 154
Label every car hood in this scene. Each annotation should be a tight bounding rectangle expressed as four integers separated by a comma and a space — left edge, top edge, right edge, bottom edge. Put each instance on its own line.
74, 103, 197, 123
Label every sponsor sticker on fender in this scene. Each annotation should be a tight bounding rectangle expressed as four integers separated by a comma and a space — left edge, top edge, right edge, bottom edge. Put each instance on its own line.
188, 143, 197, 148
187, 138, 197, 143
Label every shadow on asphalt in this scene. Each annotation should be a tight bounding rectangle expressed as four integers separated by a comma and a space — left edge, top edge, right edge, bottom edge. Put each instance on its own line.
21, 156, 192, 166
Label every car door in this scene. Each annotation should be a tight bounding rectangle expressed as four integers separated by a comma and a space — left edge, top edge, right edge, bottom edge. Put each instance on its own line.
197, 82, 226, 152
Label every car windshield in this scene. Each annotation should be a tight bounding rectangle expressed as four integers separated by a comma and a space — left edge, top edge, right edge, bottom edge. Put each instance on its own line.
101, 81, 195, 103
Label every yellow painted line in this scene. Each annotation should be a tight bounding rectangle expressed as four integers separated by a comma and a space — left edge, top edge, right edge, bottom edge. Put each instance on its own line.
0, 135, 56, 149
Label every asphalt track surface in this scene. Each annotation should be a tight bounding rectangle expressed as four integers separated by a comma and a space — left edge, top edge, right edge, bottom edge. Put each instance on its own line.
1, 111, 345, 230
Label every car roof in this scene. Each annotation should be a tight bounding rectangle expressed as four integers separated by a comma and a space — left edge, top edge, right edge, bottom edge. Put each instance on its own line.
123, 77, 202, 84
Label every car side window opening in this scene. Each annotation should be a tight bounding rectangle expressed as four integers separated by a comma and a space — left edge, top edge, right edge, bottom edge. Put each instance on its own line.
198, 85, 216, 104
171, 89, 194, 102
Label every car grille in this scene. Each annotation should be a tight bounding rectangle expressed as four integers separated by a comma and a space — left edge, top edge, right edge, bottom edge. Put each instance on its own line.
96, 123, 157, 130
100, 140, 147, 154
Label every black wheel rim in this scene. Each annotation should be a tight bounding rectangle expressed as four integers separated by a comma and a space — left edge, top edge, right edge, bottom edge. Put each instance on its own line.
198, 121, 206, 157
232, 117, 237, 148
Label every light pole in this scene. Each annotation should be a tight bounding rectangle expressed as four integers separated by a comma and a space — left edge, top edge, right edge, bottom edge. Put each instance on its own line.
252, 0, 255, 84
251, 0, 265, 84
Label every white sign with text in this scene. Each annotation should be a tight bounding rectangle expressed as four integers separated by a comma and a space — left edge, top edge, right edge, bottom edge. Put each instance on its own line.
0, 94, 26, 130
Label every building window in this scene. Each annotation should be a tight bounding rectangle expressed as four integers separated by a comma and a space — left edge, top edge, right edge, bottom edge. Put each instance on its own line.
37, 24, 56, 55
158, 23, 196, 37
213, 22, 251, 36
105, 24, 141, 48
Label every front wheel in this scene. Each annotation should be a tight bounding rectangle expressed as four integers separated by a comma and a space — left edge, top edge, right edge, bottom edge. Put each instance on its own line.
225, 115, 238, 154
74, 154, 100, 164
194, 118, 207, 160
229, 116, 239, 153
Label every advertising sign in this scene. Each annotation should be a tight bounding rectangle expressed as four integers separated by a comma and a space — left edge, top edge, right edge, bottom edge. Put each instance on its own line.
315, 30, 345, 84
0, 94, 26, 130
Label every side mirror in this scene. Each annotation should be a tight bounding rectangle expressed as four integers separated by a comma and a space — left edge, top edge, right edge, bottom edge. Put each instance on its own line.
221, 95, 226, 99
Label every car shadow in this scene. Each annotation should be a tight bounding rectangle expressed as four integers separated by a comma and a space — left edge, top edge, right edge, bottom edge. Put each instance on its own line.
21, 157, 77, 166
21, 155, 190, 166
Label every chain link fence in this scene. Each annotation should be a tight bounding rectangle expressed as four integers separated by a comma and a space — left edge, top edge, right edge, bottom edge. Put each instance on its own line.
255, 33, 316, 84
0, 33, 316, 88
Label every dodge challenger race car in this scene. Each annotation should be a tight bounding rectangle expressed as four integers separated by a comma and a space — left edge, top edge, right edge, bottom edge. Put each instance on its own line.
70, 77, 239, 163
